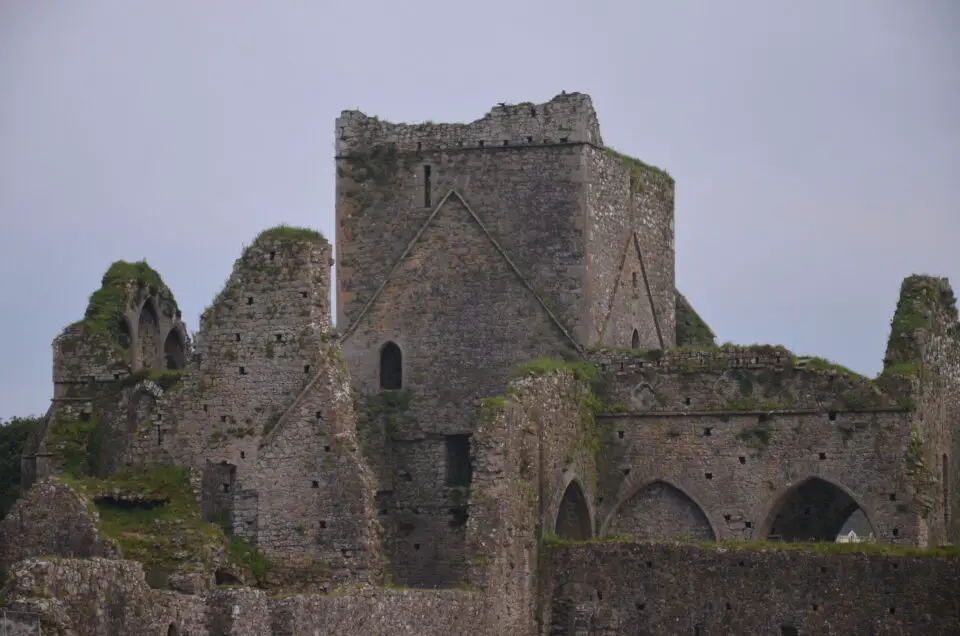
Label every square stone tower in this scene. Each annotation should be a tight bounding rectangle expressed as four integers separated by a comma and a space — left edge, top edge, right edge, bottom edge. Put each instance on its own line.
334, 92, 676, 586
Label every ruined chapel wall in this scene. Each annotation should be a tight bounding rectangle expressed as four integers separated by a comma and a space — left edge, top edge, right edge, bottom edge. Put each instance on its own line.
249, 346, 384, 585
466, 372, 600, 635
541, 543, 960, 635
589, 348, 920, 545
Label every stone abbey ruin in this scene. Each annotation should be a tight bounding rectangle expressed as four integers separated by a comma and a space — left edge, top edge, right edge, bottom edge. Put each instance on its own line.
1, 92, 958, 634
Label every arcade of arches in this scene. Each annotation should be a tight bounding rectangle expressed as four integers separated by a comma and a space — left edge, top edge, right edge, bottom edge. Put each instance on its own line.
554, 476, 875, 545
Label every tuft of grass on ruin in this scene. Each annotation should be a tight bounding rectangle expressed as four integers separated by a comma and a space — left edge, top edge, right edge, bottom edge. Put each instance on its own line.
675, 292, 717, 348
510, 358, 604, 395
602, 147, 673, 186
884, 275, 958, 370
253, 225, 328, 245
73, 260, 178, 351
791, 356, 868, 381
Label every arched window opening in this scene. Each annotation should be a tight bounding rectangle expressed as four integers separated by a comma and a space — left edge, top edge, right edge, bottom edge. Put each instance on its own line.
631, 329, 640, 349
765, 477, 875, 543
380, 342, 402, 390
555, 480, 591, 541
138, 298, 163, 369
167, 624, 179, 636
164, 329, 186, 370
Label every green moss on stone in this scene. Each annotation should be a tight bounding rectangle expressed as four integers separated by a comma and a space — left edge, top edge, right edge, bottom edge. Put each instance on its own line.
253, 225, 328, 245
884, 275, 959, 371
675, 292, 716, 347
48, 414, 102, 477
602, 147, 673, 188
75, 260, 177, 351
68, 467, 271, 587
511, 358, 604, 395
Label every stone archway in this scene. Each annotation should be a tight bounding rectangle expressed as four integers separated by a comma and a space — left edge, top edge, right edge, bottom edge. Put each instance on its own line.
555, 479, 592, 541
164, 328, 186, 370
762, 477, 875, 542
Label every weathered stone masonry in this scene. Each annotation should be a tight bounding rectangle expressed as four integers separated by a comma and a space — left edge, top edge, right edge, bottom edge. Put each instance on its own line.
2, 92, 959, 635
336, 92, 678, 587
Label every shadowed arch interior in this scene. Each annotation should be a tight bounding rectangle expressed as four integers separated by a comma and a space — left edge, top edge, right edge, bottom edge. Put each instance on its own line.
167, 624, 178, 636
609, 480, 715, 541
765, 477, 875, 542
164, 329, 186, 370
555, 480, 592, 541
631, 328, 640, 349
138, 298, 162, 369
380, 341, 402, 390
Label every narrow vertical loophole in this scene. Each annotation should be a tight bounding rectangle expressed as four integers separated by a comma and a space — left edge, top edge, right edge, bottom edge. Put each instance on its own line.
423, 164, 432, 207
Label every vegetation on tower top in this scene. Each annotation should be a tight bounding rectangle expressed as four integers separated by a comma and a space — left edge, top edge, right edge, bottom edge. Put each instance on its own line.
73, 260, 178, 349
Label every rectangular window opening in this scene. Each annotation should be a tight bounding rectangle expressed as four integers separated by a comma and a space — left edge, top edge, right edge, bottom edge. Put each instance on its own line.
445, 434, 473, 487
423, 164, 432, 208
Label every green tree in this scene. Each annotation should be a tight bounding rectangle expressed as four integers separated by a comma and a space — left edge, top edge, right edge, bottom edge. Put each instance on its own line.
0, 414, 43, 519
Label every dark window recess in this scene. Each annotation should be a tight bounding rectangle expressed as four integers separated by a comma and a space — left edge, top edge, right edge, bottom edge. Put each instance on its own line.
304, 365, 311, 374
478, 140, 485, 147
423, 165, 432, 207
235, 334, 241, 342
269, 251, 275, 261
632, 329, 640, 349
275, 333, 283, 342
311, 480, 319, 488
246, 297, 253, 305
380, 342, 402, 390
559, 136, 569, 143
526, 136, 533, 143
445, 434, 473, 487
502, 139, 509, 146
239, 366, 246, 375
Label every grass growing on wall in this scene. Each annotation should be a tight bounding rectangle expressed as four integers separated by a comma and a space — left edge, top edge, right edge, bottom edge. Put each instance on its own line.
66, 467, 271, 587
76, 260, 178, 350
253, 225, 328, 245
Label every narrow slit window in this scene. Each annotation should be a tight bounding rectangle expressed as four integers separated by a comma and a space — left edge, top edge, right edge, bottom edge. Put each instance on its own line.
445, 434, 473, 487
423, 165, 432, 208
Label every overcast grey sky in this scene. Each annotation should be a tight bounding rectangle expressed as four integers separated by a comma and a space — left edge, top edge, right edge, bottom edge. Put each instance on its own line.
0, 1, 957, 419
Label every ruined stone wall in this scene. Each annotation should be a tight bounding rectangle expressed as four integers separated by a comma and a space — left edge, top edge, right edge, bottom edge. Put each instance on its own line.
540, 542, 960, 635
0, 479, 119, 573
335, 91, 603, 156
465, 369, 601, 635
249, 344, 384, 587
585, 147, 675, 349
1, 558, 208, 636
883, 275, 960, 545
589, 347, 921, 545
1, 557, 495, 636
